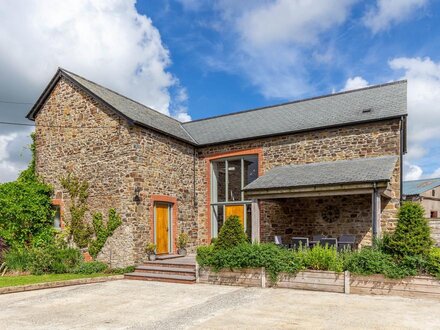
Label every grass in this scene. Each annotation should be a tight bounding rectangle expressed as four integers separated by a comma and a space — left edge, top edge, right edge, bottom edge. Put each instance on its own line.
0, 273, 113, 288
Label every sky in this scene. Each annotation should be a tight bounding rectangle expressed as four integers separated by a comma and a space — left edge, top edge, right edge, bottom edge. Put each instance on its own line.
0, 0, 439, 183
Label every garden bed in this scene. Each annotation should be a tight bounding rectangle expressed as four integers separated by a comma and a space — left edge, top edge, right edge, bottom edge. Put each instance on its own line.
0, 273, 123, 294
198, 267, 440, 299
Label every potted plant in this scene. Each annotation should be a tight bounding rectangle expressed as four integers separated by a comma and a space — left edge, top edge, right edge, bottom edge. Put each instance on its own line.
177, 232, 189, 256
145, 242, 157, 261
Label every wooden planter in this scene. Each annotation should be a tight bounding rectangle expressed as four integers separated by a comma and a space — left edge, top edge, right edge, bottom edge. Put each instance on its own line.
350, 274, 440, 300
197, 267, 440, 299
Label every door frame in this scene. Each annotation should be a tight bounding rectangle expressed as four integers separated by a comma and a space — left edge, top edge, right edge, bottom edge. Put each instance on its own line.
149, 195, 178, 254
154, 202, 172, 254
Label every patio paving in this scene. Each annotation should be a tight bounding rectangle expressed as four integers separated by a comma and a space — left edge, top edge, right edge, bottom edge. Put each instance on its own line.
0, 280, 438, 329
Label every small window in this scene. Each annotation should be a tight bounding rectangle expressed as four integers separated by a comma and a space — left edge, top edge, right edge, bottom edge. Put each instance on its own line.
431, 211, 438, 219
432, 190, 436, 197
53, 205, 61, 229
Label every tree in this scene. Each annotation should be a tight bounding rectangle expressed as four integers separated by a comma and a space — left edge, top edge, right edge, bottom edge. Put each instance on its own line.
0, 133, 54, 248
388, 202, 433, 257
214, 215, 247, 250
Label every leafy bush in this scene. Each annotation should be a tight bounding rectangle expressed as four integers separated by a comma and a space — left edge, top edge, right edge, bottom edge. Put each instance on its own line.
177, 232, 189, 249
4, 246, 82, 275
388, 202, 433, 257
214, 215, 247, 250
297, 245, 344, 272
105, 265, 135, 274
344, 247, 394, 276
3, 248, 32, 272
198, 243, 301, 281
0, 237, 8, 263
0, 133, 54, 249
73, 261, 108, 274
427, 248, 440, 278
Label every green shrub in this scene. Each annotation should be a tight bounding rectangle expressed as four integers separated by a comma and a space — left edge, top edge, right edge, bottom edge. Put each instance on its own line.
0, 133, 54, 249
105, 265, 135, 274
73, 261, 108, 274
3, 248, 32, 272
344, 247, 394, 276
296, 245, 344, 272
214, 215, 247, 250
427, 248, 440, 278
4, 245, 82, 275
198, 243, 301, 281
28, 246, 83, 275
388, 202, 433, 257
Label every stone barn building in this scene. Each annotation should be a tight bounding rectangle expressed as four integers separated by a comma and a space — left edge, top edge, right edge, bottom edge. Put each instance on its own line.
27, 68, 407, 267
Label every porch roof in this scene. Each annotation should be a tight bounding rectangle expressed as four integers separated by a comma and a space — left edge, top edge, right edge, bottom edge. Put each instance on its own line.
243, 156, 398, 193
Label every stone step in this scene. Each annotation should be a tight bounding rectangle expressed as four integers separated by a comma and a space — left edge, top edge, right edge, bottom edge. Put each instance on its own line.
156, 254, 182, 260
142, 261, 195, 269
124, 272, 196, 284
135, 265, 195, 276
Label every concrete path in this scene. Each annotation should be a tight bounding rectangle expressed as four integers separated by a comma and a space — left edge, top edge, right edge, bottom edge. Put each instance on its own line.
0, 280, 438, 329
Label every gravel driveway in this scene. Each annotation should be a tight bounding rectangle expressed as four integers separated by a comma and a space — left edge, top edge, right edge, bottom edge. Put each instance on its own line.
0, 280, 438, 329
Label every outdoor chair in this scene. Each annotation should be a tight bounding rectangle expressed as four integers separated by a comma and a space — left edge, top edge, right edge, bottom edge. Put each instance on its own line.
274, 235, 289, 248
291, 237, 309, 250
309, 235, 326, 248
338, 235, 356, 251
319, 238, 337, 248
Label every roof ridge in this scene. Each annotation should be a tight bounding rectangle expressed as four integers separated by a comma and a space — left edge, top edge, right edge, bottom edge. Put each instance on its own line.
404, 177, 440, 183
183, 80, 407, 125
59, 68, 184, 125
277, 155, 397, 169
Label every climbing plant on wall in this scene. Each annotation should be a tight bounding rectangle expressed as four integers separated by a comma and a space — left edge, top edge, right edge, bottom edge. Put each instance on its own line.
89, 209, 122, 258
60, 174, 93, 249
60, 174, 122, 257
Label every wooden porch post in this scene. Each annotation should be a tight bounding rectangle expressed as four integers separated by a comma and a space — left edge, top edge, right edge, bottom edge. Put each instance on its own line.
372, 187, 382, 240
251, 199, 260, 243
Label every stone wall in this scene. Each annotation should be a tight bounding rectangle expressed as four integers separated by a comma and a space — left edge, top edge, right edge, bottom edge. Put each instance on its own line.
35, 77, 196, 267
260, 195, 376, 247
196, 119, 402, 244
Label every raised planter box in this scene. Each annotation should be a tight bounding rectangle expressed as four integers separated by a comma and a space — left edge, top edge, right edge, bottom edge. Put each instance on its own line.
198, 268, 264, 287
270, 270, 346, 293
197, 267, 440, 299
350, 274, 440, 300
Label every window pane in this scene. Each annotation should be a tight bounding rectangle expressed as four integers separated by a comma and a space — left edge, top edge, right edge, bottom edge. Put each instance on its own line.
244, 156, 258, 200
212, 161, 226, 202
227, 159, 242, 201
246, 204, 252, 240
54, 206, 61, 229
212, 205, 224, 237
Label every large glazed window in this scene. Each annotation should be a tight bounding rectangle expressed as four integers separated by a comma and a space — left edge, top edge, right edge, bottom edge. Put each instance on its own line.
211, 155, 258, 238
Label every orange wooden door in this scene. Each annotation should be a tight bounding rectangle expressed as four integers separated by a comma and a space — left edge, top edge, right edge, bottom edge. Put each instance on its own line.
155, 203, 169, 254
225, 205, 245, 226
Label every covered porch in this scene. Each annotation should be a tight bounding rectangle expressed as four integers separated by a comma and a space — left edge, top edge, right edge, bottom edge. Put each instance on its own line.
245, 156, 398, 248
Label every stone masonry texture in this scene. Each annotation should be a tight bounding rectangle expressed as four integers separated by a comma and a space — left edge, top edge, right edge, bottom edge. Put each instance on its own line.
35, 77, 402, 266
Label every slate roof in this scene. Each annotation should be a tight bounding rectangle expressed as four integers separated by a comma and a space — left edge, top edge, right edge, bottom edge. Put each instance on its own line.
27, 68, 407, 146
243, 156, 398, 191
403, 178, 440, 196
183, 81, 407, 145
27, 69, 196, 144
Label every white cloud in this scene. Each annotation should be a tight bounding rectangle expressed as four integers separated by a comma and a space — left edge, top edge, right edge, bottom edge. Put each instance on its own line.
404, 163, 423, 181
344, 57, 440, 180
0, 130, 33, 182
389, 57, 440, 144
341, 76, 369, 91
363, 0, 428, 33
208, 0, 355, 99
0, 0, 189, 182
429, 168, 440, 179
